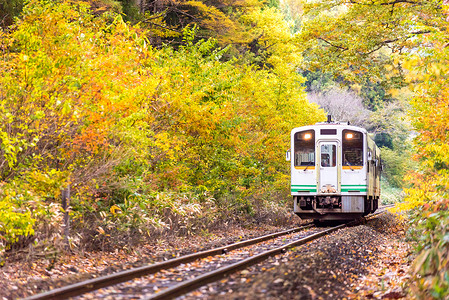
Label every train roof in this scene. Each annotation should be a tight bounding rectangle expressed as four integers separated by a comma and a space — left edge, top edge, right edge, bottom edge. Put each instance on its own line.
291, 122, 368, 135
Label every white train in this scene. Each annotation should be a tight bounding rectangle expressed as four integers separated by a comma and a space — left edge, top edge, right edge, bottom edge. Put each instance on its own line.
286, 117, 381, 221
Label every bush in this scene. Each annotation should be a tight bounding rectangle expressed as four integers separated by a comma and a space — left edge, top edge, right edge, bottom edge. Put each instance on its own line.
380, 147, 414, 188
408, 199, 449, 299
380, 177, 404, 205
0, 169, 68, 255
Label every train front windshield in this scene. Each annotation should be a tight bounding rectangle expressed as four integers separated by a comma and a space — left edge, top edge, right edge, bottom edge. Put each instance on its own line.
343, 130, 363, 166
294, 130, 315, 167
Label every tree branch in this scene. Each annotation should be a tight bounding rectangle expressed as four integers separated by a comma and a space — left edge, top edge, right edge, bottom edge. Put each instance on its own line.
379, 0, 419, 6
363, 30, 431, 54
143, 20, 181, 33
347, 0, 420, 5
143, 12, 167, 21
170, 7, 200, 21
318, 37, 349, 51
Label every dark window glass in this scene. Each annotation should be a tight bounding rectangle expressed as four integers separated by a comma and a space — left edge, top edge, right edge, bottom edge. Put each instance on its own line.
342, 130, 364, 166
321, 144, 336, 167
294, 130, 315, 167
320, 129, 337, 135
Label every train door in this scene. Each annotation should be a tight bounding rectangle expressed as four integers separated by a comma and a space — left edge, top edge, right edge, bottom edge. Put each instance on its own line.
318, 142, 338, 192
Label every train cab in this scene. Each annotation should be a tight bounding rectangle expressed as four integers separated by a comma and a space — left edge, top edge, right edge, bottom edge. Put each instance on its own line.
287, 118, 381, 221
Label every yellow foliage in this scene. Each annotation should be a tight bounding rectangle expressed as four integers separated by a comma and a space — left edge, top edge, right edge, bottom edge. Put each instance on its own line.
0, 0, 326, 249
185, 1, 236, 34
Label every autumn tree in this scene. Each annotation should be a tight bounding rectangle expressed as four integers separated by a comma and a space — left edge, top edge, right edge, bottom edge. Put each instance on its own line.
291, 0, 449, 297
0, 0, 324, 253
295, 0, 443, 86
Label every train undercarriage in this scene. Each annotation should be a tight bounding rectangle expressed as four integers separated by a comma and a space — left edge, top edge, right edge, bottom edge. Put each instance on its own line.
293, 195, 379, 221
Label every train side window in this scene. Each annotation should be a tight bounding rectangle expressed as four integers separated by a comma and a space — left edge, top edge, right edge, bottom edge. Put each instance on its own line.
342, 130, 363, 167
294, 130, 315, 167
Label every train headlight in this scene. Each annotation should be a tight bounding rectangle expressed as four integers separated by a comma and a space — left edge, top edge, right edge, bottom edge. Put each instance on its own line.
346, 133, 353, 139
304, 133, 312, 140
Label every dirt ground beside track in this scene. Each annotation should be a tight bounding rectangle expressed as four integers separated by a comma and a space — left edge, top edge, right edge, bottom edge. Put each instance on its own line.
0, 212, 411, 300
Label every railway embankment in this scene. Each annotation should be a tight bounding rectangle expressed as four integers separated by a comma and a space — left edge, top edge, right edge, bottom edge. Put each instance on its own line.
190, 212, 411, 299
1, 220, 300, 299
1, 212, 410, 299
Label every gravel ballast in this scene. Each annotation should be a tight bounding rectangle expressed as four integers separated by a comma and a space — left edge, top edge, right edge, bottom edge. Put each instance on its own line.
186, 212, 411, 299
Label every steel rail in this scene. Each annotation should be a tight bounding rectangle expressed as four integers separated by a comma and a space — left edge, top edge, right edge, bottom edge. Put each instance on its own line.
365, 204, 394, 220
146, 207, 393, 300
145, 223, 348, 300
24, 223, 313, 300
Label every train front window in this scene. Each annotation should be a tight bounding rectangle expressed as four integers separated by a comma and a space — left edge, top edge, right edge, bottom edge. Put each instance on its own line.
294, 130, 315, 167
343, 130, 363, 166
321, 144, 336, 167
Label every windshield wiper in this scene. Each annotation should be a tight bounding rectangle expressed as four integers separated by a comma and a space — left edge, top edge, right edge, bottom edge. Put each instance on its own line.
304, 161, 314, 171
345, 159, 354, 171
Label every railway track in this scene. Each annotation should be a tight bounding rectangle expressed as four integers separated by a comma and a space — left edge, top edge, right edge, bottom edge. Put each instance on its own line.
25, 206, 393, 300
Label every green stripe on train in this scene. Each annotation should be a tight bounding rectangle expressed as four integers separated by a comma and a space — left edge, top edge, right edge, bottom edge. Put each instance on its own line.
291, 189, 365, 192
291, 185, 317, 192
293, 184, 367, 187
341, 185, 367, 192
292, 185, 367, 192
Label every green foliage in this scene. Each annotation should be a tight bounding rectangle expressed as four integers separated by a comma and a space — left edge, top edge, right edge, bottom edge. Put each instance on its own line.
374, 133, 393, 150
118, 0, 142, 23
380, 147, 414, 189
0, 0, 24, 27
359, 77, 393, 111
0, 168, 69, 252
301, 68, 392, 111
301, 70, 336, 93
366, 99, 415, 190
408, 199, 449, 299
380, 178, 403, 205
0, 183, 35, 248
